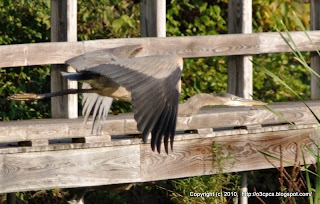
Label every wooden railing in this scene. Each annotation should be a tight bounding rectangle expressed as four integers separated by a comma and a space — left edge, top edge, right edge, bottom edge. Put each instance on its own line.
1, 31, 320, 68
0, 101, 319, 193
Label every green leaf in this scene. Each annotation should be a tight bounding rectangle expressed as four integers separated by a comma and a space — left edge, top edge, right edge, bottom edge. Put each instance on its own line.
111, 18, 124, 31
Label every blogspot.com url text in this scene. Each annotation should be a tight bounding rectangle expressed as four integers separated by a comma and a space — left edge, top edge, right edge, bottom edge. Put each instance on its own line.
189, 191, 312, 198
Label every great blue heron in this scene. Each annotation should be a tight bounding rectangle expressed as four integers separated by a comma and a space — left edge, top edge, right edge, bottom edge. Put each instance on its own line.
9, 45, 266, 153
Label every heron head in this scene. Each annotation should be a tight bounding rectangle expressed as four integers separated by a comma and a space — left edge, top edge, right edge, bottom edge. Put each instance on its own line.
215, 93, 267, 106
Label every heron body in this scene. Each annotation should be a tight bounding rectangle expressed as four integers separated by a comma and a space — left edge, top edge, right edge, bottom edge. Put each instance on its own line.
63, 45, 183, 153
9, 45, 266, 154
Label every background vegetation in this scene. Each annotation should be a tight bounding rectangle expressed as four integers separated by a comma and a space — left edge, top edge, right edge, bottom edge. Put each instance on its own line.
0, 0, 312, 203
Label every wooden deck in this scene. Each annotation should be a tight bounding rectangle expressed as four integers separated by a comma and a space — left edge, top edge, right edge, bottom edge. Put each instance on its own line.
0, 101, 319, 193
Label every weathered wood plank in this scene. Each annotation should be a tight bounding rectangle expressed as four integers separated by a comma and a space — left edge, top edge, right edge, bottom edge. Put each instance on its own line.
140, 0, 166, 37
311, 0, 320, 99
0, 145, 140, 193
50, 0, 78, 119
1, 31, 320, 68
72, 135, 111, 144
0, 127, 315, 193
0, 42, 83, 67
1, 101, 320, 143
0, 124, 316, 154
141, 128, 316, 182
227, 0, 253, 98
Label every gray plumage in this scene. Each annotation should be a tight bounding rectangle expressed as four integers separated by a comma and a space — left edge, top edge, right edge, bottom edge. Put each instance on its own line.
65, 45, 183, 153
65, 45, 143, 134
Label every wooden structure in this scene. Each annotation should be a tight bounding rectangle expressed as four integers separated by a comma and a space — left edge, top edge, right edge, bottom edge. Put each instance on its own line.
228, 0, 252, 99
0, 0, 319, 197
0, 101, 319, 193
50, 0, 78, 118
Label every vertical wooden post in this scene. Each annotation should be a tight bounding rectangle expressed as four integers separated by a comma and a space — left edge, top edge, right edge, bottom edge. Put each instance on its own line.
50, 0, 78, 118
228, 1, 252, 204
227, 0, 252, 99
140, 0, 166, 37
311, 0, 320, 99
6, 193, 16, 204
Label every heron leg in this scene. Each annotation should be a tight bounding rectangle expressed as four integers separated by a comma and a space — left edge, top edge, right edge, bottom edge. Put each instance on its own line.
8, 89, 96, 101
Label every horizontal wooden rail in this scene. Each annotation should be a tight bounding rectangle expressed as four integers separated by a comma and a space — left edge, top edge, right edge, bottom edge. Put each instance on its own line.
1, 100, 320, 144
1, 31, 320, 68
0, 101, 319, 192
0, 127, 315, 193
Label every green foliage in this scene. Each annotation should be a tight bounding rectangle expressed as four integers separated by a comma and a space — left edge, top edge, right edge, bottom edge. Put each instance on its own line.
180, 57, 228, 101
252, 0, 309, 32
0, 0, 50, 44
166, 0, 227, 36
252, 0, 311, 102
0, 0, 51, 121
0, 66, 50, 121
253, 53, 310, 103
77, 0, 140, 40
167, 0, 228, 101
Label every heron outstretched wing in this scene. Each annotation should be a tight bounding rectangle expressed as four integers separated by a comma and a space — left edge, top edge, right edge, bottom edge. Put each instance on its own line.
82, 55, 183, 153
66, 44, 143, 71
65, 45, 143, 134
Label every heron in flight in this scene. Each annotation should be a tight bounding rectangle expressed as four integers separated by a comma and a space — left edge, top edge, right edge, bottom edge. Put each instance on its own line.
9, 45, 266, 153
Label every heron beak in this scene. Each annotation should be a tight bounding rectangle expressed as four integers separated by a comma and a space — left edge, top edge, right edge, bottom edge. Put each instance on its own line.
226, 98, 267, 106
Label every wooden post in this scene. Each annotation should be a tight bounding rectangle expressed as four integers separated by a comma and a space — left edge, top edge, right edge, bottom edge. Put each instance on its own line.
50, 0, 78, 118
228, 1, 252, 204
227, 0, 252, 99
140, 0, 166, 37
6, 193, 16, 204
311, 0, 320, 99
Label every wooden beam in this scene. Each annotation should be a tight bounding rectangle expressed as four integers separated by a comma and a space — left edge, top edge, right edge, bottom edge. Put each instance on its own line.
141, 128, 315, 181
1, 31, 320, 68
227, 2, 258, 199
1, 100, 320, 144
311, 0, 320, 99
0, 145, 140, 193
6, 193, 16, 204
140, 0, 166, 37
0, 128, 315, 193
50, 0, 78, 118
227, 0, 252, 98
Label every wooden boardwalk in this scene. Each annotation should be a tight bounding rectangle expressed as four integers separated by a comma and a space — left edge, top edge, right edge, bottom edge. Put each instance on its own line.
0, 101, 318, 193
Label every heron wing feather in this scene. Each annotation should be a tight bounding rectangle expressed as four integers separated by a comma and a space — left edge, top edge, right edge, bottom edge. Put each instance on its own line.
84, 55, 182, 153
81, 83, 113, 134
66, 45, 142, 134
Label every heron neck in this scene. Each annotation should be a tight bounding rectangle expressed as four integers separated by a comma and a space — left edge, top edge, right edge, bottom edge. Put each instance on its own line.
178, 93, 223, 117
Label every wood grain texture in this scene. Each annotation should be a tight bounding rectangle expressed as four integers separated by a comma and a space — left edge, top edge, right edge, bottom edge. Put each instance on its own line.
50, 0, 78, 119
0, 124, 316, 154
140, 0, 166, 37
2, 101, 320, 143
141, 128, 316, 182
0, 145, 140, 193
1, 31, 320, 68
0, 127, 315, 193
227, 0, 252, 98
